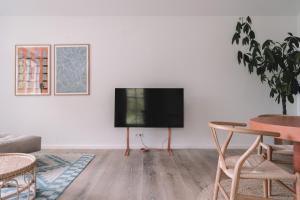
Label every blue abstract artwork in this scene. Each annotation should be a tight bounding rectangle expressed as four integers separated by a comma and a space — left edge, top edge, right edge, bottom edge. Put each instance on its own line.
55, 45, 89, 94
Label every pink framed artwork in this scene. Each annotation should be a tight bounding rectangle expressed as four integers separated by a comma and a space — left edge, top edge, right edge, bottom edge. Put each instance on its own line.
15, 45, 50, 96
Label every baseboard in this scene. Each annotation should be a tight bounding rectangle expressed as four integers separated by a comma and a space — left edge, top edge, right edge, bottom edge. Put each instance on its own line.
42, 144, 247, 149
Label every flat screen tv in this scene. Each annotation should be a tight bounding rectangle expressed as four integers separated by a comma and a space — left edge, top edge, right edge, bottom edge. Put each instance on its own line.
114, 88, 184, 128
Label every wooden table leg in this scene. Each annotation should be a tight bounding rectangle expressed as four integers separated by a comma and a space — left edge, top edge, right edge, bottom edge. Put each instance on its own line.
294, 142, 300, 172
294, 142, 300, 200
124, 127, 130, 156
168, 128, 173, 156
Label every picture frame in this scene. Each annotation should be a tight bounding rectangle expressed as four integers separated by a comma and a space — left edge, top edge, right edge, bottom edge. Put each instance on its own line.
15, 45, 51, 96
54, 44, 90, 95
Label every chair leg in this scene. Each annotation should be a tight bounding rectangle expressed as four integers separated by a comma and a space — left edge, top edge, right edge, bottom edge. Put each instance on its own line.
267, 179, 271, 197
258, 145, 262, 155
213, 166, 222, 200
267, 147, 272, 161
263, 179, 268, 198
296, 173, 300, 200
266, 146, 272, 196
229, 176, 240, 200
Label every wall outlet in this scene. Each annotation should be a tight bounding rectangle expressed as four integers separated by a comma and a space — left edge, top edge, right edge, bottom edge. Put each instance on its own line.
136, 133, 144, 137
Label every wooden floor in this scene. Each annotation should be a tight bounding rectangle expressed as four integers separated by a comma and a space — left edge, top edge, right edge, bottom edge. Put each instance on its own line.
57, 149, 219, 200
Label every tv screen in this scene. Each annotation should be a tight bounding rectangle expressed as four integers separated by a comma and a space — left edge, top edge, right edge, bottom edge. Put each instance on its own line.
114, 88, 184, 128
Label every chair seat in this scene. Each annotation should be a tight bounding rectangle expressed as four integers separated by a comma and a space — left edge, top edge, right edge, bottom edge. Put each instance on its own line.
270, 144, 293, 155
223, 154, 296, 180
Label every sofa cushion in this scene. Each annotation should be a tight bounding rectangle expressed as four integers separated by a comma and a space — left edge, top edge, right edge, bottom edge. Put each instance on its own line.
0, 133, 41, 153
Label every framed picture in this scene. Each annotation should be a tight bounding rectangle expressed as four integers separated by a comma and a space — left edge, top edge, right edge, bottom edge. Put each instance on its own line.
54, 44, 90, 95
15, 45, 50, 96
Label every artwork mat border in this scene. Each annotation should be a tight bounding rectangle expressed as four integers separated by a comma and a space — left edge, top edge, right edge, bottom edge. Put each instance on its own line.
15, 44, 51, 96
54, 44, 90, 96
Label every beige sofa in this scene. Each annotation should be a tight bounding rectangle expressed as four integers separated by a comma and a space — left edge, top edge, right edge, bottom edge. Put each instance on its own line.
0, 133, 41, 153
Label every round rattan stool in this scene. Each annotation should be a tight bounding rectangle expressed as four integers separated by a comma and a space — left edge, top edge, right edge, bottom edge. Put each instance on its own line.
0, 153, 36, 200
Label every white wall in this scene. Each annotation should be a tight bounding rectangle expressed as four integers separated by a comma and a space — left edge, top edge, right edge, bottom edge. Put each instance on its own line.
1, 0, 300, 16
0, 16, 297, 149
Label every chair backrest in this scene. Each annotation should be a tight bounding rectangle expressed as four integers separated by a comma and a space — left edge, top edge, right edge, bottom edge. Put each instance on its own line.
208, 121, 279, 172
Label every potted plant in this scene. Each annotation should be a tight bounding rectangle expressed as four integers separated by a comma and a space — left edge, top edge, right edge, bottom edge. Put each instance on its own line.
232, 16, 300, 114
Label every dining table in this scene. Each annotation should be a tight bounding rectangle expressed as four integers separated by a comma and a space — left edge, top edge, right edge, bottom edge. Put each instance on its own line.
250, 115, 300, 172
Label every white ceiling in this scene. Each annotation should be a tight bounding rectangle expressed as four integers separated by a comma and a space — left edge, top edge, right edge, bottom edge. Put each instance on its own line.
1, 0, 300, 16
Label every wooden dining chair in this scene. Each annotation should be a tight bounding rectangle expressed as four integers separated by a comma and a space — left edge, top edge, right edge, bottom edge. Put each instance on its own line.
209, 121, 300, 200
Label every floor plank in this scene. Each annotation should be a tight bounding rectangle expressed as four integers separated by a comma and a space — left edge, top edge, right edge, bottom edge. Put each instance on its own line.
173, 150, 217, 200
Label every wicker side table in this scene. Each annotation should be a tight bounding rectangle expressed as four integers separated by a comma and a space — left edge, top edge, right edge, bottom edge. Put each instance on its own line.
0, 153, 36, 200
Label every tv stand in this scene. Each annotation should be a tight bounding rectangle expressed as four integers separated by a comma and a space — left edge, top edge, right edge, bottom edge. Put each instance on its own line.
124, 127, 173, 156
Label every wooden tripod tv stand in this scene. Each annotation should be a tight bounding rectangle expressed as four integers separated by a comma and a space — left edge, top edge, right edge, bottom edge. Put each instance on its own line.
124, 127, 173, 156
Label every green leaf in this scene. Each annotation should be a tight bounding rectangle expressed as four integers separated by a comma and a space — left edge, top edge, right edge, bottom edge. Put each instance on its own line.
292, 38, 299, 48
257, 56, 263, 62
236, 22, 242, 33
248, 63, 254, 73
243, 54, 250, 66
275, 95, 281, 104
294, 52, 300, 64
249, 31, 255, 39
288, 32, 293, 36
250, 40, 259, 51
291, 78, 299, 94
242, 37, 249, 45
246, 16, 252, 24
255, 48, 262, 56
262, 40, 274, 49
232, 32, 240, 44
260, 74, 267, 82
264, 48, 275, 63
270, 89, 276, 97
288, 95, 294, 103
281, 42, 287, 52
257, 67, 265, 75
237, 51, 243, 64
284, 36, 292, 42
243, 24, 250, 34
